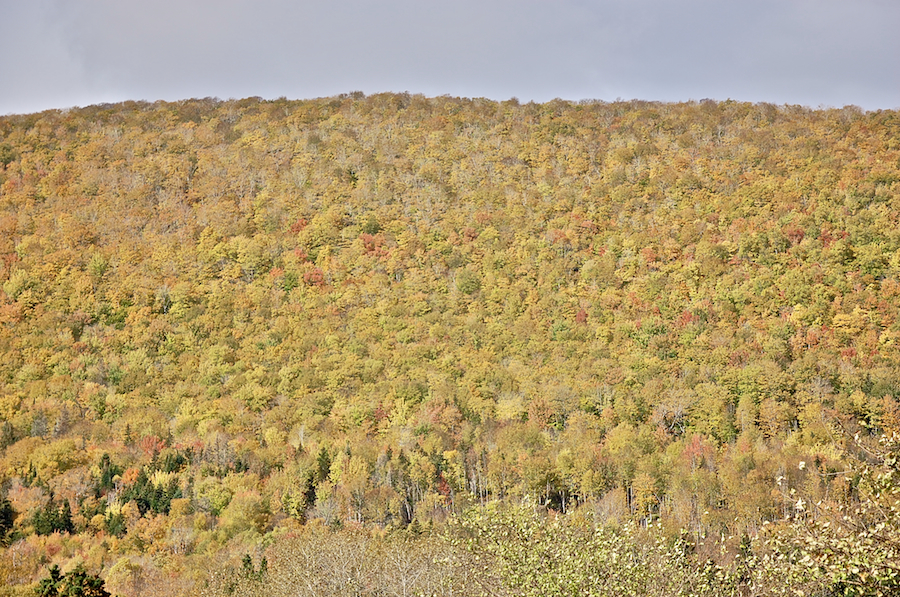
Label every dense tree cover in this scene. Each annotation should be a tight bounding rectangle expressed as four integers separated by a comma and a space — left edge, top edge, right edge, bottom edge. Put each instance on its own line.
0, 93, 898, 595
205, 430, 900, 597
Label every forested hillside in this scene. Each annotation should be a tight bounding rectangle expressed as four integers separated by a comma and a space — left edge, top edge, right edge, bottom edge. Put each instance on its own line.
1, 94, 899, 595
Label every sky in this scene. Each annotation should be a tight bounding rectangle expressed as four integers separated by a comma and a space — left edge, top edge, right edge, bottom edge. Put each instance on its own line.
1, 0, 898, 116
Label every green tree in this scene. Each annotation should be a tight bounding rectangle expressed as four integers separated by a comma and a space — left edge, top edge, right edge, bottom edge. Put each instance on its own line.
32, 497, 74, 536
36, 564, 110, 597
0, 496, 15, 544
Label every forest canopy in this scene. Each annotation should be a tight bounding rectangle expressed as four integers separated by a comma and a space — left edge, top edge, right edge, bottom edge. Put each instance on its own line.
0, 94, 899, 595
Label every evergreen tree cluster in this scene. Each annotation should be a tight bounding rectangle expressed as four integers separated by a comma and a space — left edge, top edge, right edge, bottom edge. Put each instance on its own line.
31, 496, 74, 536
36, 564, 110, 597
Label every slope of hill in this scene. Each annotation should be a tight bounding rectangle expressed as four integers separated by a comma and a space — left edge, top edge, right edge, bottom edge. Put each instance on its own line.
1, 94, 899, 595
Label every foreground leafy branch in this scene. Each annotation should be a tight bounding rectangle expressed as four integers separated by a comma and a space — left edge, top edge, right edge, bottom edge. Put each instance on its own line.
766, 431, 900, 597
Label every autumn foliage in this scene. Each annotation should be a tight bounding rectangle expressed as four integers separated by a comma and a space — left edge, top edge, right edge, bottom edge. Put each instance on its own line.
0, 94, 899, 594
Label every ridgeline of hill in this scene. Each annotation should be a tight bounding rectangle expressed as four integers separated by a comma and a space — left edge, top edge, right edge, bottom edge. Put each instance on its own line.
1, 94, 900, 596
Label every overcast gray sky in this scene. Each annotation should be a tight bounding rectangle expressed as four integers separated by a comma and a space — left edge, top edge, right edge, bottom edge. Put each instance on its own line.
1, 0, 898, 116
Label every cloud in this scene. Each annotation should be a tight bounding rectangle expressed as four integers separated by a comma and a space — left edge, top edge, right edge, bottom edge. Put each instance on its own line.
1, 0, 897, 115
